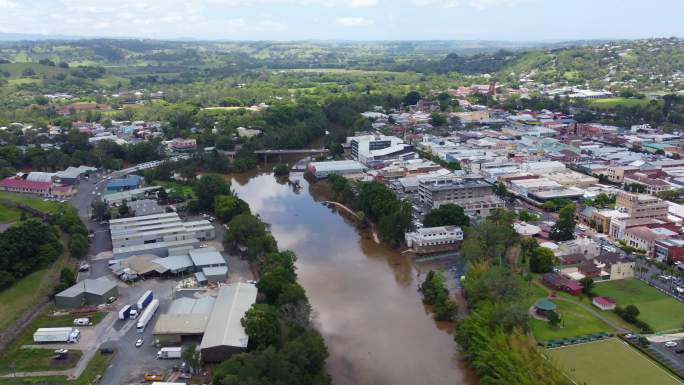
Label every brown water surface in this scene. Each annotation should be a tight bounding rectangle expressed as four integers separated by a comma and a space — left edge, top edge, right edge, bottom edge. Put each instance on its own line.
230, 172, 478, 385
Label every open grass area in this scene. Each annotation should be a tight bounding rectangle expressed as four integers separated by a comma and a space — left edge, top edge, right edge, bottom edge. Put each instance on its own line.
0, 192, 65, 214
0, 254, 73, 333
0, 307, 107, 374
530, 299, 614, 341
0, 348, 82, 374
594, 279, 684, 332
0, 351, 114, 384
548, 338, 681, 385
588, 97, 655, 108
0, 205, 21, 224
154, 180, 195, 198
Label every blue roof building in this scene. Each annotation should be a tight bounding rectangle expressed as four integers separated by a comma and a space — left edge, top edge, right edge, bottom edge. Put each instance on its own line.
106, 174, 143, 192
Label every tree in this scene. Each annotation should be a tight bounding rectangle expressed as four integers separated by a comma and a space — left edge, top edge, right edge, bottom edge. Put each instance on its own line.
494, 182, 508, 198
623, 304, 640, 323
548, 311, 560, 329
194, 175, 231, 212
550, 203, 576, 241
181, 344, 201, 374
518, 209, 539, 222
118, 201, 131, 217
273, 164, 290, 177
257, 267, 296, 304
242, 304, 281, 350
91, 201, 108, 221
69, 233, 89, 259
430, 112, 447, 126
214, 195, 250, 223
59, 268, 76, 287
224, 214, 267, 248
529, 247, 556, 274
403, 91, 421, 106
579, 277, 594, 297
423, 204, 470, 228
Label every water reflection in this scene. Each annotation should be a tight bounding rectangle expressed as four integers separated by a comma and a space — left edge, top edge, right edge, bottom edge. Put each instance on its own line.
229, 172, 477, 385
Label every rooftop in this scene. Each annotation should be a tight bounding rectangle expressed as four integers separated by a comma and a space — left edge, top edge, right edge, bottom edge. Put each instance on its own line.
200, 283, 257, 350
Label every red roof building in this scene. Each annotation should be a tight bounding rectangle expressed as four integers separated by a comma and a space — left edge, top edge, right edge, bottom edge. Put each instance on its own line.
592, 296, 617, 311
542, 273, 583, 296
0, 177, 52, 195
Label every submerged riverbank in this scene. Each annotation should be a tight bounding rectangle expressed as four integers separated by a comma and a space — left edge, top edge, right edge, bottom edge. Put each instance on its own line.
229, 172, 477, 385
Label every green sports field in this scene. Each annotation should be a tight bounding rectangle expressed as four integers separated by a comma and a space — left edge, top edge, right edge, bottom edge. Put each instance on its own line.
548, 338, 681, 385
593, 279, 684, 332
530, 299, 613, 341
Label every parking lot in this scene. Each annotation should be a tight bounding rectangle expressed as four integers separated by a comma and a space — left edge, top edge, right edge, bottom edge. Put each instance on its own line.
648, 338, 684, 378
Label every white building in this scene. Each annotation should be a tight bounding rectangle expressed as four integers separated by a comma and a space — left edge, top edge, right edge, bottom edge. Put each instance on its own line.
405, 226, 463, 252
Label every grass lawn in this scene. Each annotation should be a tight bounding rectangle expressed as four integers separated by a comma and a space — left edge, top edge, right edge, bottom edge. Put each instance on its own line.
0, 351, 114, 384
594, 279, 684, 332
548, 338, 681, 385
588, 97, 655, 108
0, 254, 74, 333
0, 307, 108, 374
0, 348, 83, 374
0, 205, 21, 223
530, 299, 613, 341
154, 180, 195, 198
0, 192, 65, 214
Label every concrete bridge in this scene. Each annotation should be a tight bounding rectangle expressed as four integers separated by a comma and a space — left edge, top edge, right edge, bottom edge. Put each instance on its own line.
220, 148, 328, 161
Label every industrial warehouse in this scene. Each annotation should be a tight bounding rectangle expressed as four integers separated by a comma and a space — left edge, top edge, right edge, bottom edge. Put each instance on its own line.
109, 212, 215, 259
152, 282, 258, 362
54, 277, 119, 308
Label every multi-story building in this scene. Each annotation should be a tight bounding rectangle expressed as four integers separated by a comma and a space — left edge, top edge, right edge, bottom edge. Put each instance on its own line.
348, 135, 413, 165
615, 191, 669, 220
654, 238, 684, 263
623, 173, 674, 195
418, 175, 504, 217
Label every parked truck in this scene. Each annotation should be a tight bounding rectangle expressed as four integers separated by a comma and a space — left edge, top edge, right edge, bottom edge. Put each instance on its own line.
33, 327, 80, 343
136, 290, 153, 311
157, 347, 182, 359
136, 299, 159, 332
118, 304, 132, 320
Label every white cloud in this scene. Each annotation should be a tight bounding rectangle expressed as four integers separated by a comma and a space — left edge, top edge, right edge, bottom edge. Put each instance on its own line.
0, 0, 16, 8
336, 17, 372, 27
409, 0, 530, 8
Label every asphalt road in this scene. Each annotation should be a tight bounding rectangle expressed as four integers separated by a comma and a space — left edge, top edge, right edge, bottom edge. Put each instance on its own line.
648, 338, 684, 377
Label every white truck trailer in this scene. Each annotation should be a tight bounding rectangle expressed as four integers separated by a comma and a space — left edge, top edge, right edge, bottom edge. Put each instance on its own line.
157, 347, 182, 359
136, 298, 159, 332
33, 327, 81, 343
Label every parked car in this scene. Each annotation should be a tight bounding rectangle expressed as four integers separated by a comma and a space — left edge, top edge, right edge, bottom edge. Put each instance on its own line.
100, 347, 114, 354
79, 263, 90, 272
665, 341, 678, 348
676, 348, 684, 354
135, 338, 144, 348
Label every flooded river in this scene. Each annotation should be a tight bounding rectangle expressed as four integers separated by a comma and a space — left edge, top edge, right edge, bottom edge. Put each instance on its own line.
230, 172, 477, 385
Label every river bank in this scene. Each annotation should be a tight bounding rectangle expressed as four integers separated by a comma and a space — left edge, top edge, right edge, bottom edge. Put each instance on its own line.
228, 171, 478, 385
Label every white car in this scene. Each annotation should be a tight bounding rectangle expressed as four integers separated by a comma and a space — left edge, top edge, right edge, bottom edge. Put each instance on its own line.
135, 338, 144, 348
665, 341, 678, 348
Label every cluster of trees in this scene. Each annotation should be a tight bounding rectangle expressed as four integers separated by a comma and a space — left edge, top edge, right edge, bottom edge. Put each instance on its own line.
461, 209, 518, 265
584, 193, 616, 208
456, 264, 570, 385
0, 220, 63, 290
214, 219, 329, 384
326, 175, 412, 246
423, 204, 469, 228
517, 209, 539, 222
419, 270, 458, 321
224, 214, 277, 262
615, 304, 652, 333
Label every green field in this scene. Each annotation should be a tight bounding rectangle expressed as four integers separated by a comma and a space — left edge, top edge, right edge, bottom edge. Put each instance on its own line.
0, 308, 107, 374
594, 279, 684, 332
0, 351, 114, 384
588, 97, 654, 108
0, 192, 65, 214
154, 180, 195, 198
548, 338, 681, 385
530, 299, 613, 341
0, 205, 21, 224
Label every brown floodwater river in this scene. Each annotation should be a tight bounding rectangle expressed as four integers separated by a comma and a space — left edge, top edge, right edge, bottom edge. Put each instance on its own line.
230, 172, 478, 385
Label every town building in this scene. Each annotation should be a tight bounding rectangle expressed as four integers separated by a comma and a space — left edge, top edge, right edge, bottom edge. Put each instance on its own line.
418, 175, 504, 216
654, 238, 684, 263
348, 135, 413, 165
624, 226, 678, 255
541, 273, 583, 296
106, 175, 144, 192
404, 226, 463, 252
592, 296, 617, 311
615, 191, 669, 221
307, 160, 367, 179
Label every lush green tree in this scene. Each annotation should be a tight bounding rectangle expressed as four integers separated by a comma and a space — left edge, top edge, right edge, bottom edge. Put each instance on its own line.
69, 233, 89, 259
194, 175, 231, 212
529, 247, 556, 274
118, 201, 131, 217
430, 112, 447, 126
59, 268, 76, 287
273, 164, 290, 177
224, 214, 267, 248
403, 91, 421, 106
550, 203, 576, 241
242, 304, 282, 350
91, 201, 108, 221
181, 344, 201, 374
246, 234, 278, 261
257, 267, 297, 304
579, 276, 594, 297
548, 311, 561, 329
214, 195, 250, 223
423, 204, 470, 228
518, 209, 539, 222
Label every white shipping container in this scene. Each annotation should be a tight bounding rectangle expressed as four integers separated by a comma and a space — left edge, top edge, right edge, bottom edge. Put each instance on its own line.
33, 327, 80, 343
136, 299, 159, 332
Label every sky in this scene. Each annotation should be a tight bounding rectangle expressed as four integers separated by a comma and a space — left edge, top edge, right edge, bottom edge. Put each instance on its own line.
0, 0, 682, 41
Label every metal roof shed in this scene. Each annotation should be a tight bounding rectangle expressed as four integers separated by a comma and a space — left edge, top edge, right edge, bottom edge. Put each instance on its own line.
55, 277, 118, 309
202, 266, 228, 283
200, 283, 257, 362
189, 248, 226, 268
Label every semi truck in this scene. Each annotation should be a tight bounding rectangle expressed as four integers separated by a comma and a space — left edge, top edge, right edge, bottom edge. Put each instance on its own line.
156, 347, 182, 359
33, 327, 81, 343
136, 290, 154, 311
136, 299, 159, 332
118, 304, 132, 320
